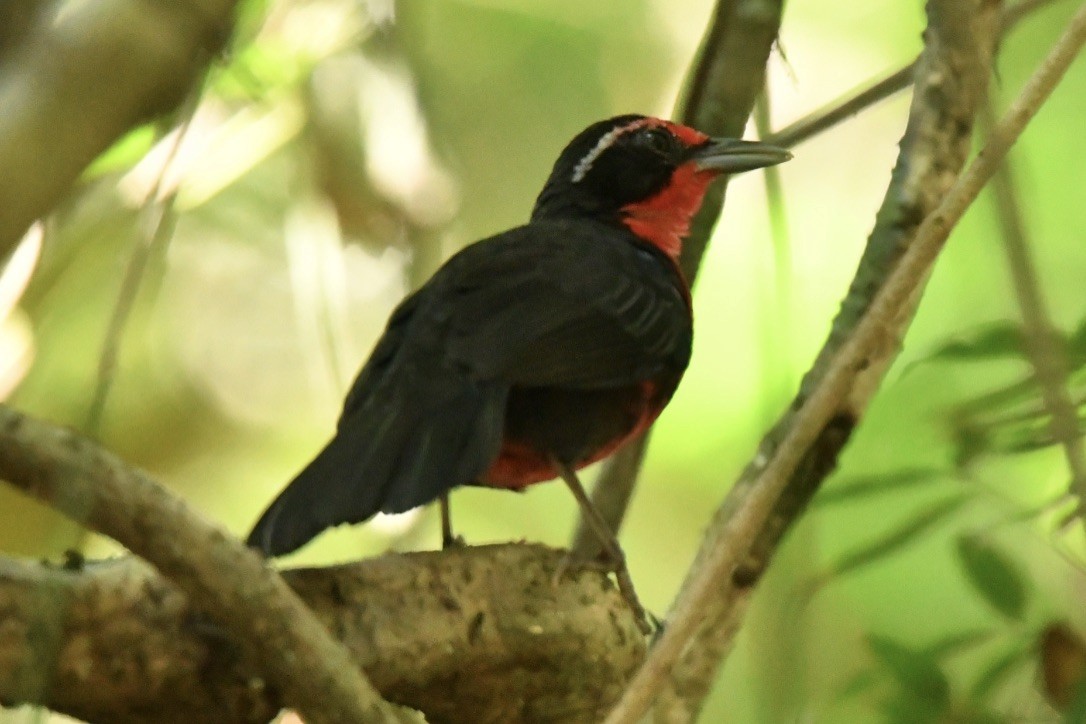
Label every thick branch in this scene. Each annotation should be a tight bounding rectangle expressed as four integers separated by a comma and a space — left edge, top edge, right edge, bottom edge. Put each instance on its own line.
0, 544, 644, 724
571, 0, 784, 557
0, 0, 235, 259
608, 1, 1008, 721
0, 405, 410, 723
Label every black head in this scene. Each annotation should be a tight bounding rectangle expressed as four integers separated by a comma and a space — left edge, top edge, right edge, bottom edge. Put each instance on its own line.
531, 115, 791, 257
531, 115, 699, 221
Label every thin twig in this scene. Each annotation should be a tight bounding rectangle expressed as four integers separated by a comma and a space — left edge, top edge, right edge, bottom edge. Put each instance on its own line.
85, 89, 201, 439
0, 405, 415, 723
605, 3, 1086, 720
767, 0, 1067, 150
767, 63, 916, 149
982, 99, 1086, 514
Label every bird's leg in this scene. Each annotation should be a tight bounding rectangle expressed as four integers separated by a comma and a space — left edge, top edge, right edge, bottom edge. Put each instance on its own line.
552, 460, 651, 635
439, 492, 464, 549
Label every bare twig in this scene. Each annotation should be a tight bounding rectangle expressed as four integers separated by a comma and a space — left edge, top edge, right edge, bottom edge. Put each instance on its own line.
0, 405, 414, 723
754, 87, 795, 411
767, 0, 1067, 150
0, 0, 236, 259
85, 91, 202, 439
0, 544, 644, 724
604, 0, 1086, 718
982, 99, 1086, 513
767, 63, 916, 149
570, 0, 784, 558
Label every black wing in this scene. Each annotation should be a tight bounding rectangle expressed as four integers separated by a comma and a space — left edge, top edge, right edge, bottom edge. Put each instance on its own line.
439, 218, 692, 389
246, 218, 691, 556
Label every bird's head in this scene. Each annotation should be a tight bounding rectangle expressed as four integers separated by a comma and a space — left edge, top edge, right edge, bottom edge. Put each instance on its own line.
532, 115, 791, 260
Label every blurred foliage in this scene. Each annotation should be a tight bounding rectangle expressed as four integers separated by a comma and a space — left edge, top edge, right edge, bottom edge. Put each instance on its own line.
3, 0, 1086, 722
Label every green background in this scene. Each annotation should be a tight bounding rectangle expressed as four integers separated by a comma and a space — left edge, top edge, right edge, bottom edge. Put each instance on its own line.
3, 0, 1086, 721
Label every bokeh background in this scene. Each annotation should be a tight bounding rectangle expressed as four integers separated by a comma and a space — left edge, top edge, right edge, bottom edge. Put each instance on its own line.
3, 0, 1086, 721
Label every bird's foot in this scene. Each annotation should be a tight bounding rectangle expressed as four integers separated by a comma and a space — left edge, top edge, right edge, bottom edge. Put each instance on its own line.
442, 533, 467, 550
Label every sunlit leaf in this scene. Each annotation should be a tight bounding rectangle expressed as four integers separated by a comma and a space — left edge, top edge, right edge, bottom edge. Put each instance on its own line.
956, 536, 1028, 621
827, 496, 968, 578
868, 635, 951, 708
816, 468, 945, 506
83, 125, 158, 179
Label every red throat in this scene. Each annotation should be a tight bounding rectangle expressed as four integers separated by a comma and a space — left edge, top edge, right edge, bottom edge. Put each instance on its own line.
620, 163, 715, 260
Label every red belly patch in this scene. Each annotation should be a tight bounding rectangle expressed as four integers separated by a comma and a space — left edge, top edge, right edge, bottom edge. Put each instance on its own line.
481, 381, 664, 489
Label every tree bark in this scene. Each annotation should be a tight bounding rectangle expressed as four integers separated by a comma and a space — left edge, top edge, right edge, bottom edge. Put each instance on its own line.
0, 544, 645, 723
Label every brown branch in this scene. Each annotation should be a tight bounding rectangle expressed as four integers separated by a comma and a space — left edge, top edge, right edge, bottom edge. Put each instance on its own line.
0, 544, 644, 724
0, 0, 45, 62
983, 99, 1086, 513
571, 0, 785, 558
0, 405, 413, 723
571, 0, 1061, 560
0, 0, 235, 260
607, 0, 1011, 720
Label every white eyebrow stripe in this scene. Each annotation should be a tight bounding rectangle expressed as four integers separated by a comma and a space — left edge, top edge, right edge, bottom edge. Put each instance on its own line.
571, 118, 653, 184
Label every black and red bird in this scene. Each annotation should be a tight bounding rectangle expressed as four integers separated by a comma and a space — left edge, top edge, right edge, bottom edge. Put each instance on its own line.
247, 115, 790, 557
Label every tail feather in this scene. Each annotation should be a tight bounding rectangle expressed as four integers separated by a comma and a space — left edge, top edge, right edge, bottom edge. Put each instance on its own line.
245, 429, 385, 556
381, 386, 506, 513
246, 379, 505, 557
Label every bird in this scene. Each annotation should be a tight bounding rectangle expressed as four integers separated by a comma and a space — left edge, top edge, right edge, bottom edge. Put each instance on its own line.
246, 115, 790, 622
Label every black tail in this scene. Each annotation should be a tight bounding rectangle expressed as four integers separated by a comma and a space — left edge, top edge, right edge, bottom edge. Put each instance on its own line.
246, 378, 506, 557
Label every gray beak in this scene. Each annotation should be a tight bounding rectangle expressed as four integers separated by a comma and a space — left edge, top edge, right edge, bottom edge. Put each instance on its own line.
691, 138, 792, 174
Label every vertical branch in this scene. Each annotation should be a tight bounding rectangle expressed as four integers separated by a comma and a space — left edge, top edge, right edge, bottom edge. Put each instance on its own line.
606, 0, 1008, 721
982, 99, 1086, 513
571, 0, 784, 557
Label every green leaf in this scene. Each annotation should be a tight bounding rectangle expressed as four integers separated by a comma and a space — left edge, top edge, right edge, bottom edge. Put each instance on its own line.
905, 323, 1028, 375
971, 644, 1030, 699
878, 694, 944, 724
834, 669, 877, 701
816, 468, 945, 507
827, 496, 968, 579
868, 635, 952, 709
1065, 316, 1086, 369
956, 536, 1029, 621
922, 629, 995, 658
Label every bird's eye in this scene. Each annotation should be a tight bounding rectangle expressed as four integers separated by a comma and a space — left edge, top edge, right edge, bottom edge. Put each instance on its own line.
637, 127, 674, 155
